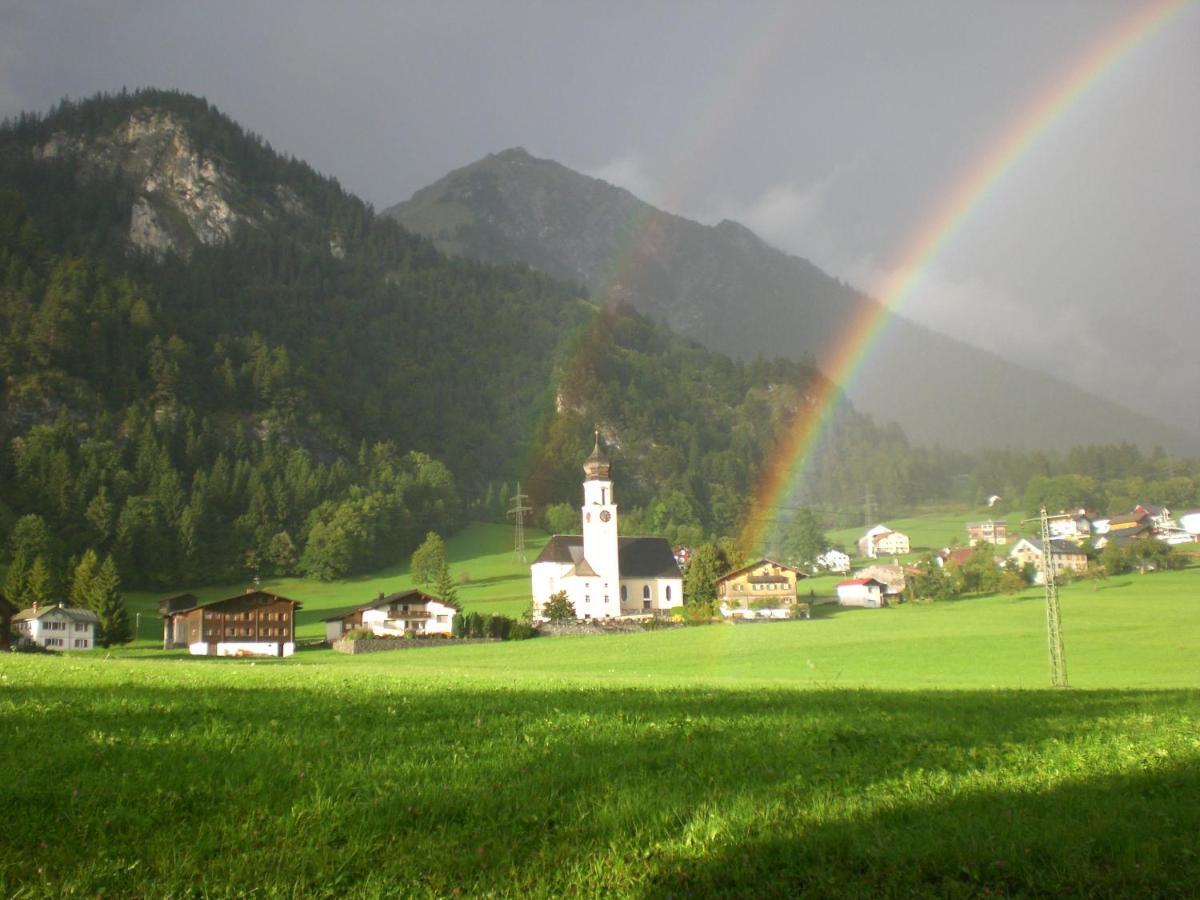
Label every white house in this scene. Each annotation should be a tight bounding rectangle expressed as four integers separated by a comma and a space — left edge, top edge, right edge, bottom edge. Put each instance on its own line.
11, 602, 98, 650
816, 549, 851, 573
857, 525, 910, 559
836, 578, 886, 608
1008, 538, 1088, 585
531, 433, 683, 619
321, 590, 460, 642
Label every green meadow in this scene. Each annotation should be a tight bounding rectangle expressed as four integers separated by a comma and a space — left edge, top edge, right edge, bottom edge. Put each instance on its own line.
3, 552, 1199, 896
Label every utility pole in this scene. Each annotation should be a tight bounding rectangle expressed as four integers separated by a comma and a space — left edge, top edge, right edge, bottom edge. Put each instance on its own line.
508, 481, 532, 563
1025, 507, 1069, 688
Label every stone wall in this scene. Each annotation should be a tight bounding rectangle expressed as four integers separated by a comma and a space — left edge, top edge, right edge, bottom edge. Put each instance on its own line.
536, 619, 685, 637
331, 637, 499, 655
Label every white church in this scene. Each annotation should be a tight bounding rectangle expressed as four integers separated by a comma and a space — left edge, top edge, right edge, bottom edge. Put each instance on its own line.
531, 434, 684, 619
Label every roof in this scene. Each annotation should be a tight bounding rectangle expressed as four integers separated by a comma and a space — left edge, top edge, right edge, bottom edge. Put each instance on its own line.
161, 590, 302, 617
158, 593, 198, 616
1014, 538, 1086, 556
583, 431, 612, 481
319, 589, 461, 622
716, 558, 806, 583
13, 604, 100, 624
532, 535, 681, 579
837, 578, 885, 588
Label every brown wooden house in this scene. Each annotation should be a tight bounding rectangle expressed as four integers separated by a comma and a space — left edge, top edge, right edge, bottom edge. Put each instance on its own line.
161, 590, 301, 657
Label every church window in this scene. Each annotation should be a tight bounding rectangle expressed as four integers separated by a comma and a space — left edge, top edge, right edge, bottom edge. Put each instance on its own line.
642, 585, 650, 600
621, 585, 628, 602
601, 488, 607, 504
665, 586, 672, 601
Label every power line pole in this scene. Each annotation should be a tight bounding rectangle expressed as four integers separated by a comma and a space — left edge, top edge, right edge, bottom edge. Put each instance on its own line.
508, 481, 532, 563
1033, 506, 1068, 688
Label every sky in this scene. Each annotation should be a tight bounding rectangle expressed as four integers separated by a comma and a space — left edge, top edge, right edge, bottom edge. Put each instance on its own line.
2, 1, 1198, 425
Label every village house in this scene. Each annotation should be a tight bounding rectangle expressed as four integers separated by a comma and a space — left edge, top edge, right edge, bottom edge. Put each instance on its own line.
161, 590, 300, 657
966, 520, 1008, 546
836, 577, 887, 608
716, 558, 807, 619
321, 590, 460, 642
856, 563, 910, 601
11, 602, 99, 650
857, 524, 910, 559
1048, 512, 1093, 541
816, 549, 851, 573
1135, 503, 1175, 530
531, 434, 683, 619
1094, 512, 1154, 549
1008, 538, 1088, 584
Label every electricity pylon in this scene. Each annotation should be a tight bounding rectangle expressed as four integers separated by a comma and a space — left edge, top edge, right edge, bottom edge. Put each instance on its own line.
1034, 506, 1068, 688
508, 482, 532, 563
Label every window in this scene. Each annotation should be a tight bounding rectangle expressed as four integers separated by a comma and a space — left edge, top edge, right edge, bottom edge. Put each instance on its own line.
621, 585, 628, 602
665, 586, 672, 602
642, 585, 650, 600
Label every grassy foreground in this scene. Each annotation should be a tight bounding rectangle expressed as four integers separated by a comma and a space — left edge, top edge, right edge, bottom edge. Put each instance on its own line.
3, 574, 1200, 897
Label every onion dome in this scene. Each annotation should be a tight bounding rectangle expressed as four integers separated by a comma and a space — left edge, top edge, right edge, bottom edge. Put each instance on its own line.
583, 429, 611, 480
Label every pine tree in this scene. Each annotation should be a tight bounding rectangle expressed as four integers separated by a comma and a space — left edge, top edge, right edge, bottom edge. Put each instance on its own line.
70, 549, 101, 609
433, 561, 458, 608
23, 556, 54, 609
94, 555, 131, 646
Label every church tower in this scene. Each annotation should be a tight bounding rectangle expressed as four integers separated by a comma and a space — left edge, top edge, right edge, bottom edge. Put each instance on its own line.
581, 430, 620, 612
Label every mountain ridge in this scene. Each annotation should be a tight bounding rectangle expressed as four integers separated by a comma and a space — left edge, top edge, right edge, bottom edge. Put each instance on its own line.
387, 147, 1199, 454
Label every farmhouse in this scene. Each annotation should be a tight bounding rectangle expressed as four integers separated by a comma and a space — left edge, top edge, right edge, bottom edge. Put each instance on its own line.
161, 590, 300, 657
856, 563, 910, 600
531, 434, 683, 619
857, 524, 910, 559
716, 558, 807, 619
966, 520, 1008, 546
1008, 538, 1088, 584
836, 577, 887, 608
816, 549, 851, 573
321, 590, 460, 642
11, 602, 99, 650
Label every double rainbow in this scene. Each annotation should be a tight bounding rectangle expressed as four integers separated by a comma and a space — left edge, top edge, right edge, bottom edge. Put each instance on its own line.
738, 0, 1190, 552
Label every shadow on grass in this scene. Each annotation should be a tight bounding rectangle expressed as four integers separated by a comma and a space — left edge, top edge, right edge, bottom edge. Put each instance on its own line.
2, 676, 1197, 896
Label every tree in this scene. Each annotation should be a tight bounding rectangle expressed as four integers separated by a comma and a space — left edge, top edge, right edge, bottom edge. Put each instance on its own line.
433, 559, 458, 608
777, 507, 828, 571
70, 549, 101, 609
94, 555, 131, 646
683, 542, 731, 609
22, 556, 54, 609
410, 532, 447, 586
542, 502, 577, 536
541, 590, 576, 621
265, 531, 298, 575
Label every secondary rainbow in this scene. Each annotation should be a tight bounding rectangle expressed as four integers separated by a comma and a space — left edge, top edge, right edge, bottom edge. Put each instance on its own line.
739, 0, 1190, 552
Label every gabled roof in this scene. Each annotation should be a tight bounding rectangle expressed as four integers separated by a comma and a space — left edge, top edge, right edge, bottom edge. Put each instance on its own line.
13, 604, 100, 624
532, 535, 681, 579
319, 589, 460, 623
1012, 538, 1086, 556
717, 558, 806, 583
161, 590, 302, 617
837, 578, 885, 588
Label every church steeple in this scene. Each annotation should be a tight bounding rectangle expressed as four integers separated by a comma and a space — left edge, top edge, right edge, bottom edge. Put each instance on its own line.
582, 429, 611, 481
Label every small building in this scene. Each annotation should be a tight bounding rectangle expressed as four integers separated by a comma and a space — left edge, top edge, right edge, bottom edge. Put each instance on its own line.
856, 564, 909, 600
815, 549, 851, 573
321, 590, 461, 642
836, 578, 887, 608
1048, 513, 1092, 541
966, 520, 1008, 546
11, 602, 99, 650
161, 590, 300, 657
716, 558, 807, 619
1134, 504, 1175, 530
857, 525, 910, 559
1008, 538, 1088, 584
1094, 513, 1154, 549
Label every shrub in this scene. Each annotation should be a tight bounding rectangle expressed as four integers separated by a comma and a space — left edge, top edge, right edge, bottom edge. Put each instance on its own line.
342, 628, 375, 641
542, 590, 576, 621
507, 621, 535, 641
487, 615, 511, 640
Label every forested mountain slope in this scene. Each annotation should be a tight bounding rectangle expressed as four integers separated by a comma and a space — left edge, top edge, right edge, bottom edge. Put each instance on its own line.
0, 90, 957, 587
387, 148, 1199, 454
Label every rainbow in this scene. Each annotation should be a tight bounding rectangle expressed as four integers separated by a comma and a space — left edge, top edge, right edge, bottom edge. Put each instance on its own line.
737, 0, 1190, 553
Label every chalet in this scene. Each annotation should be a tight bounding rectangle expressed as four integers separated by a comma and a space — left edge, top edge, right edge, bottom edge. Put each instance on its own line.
321, 590, 461, 642
857, 525, 910, 559
816, 549, 851, 573
158, 593, 198, 649
1008, 538, 1088, 584
1094, 513, 1154, 548
966, 520, 1008, 546
161, 590, 300, 657
716, 558, 807, 619
1135, 503, 1175, 530
1048, 513, 1092, 541
11, 602, 99, 650
1, 593, 19, 650
531, 435, 683, 619
836, 577, 887, 608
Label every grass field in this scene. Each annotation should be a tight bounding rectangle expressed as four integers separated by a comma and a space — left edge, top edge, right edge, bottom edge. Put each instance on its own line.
827, 505, 1038, 563
3, 559, 1198, 896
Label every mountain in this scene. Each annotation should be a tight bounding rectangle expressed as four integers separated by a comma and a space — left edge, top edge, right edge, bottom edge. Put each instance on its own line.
387, 148, 1200, 454
2, 90, 957, 587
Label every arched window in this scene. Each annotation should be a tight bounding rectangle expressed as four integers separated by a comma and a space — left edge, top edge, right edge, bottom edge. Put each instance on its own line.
642, 585, 650, 599
665, 585, 672, 602
621, 585, 628, 602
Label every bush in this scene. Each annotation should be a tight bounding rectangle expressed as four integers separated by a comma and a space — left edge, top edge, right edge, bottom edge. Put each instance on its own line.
488, 615, 511, 640
342, 628, 375, 641
507, 621, 535, 641
451, 613, 465, 638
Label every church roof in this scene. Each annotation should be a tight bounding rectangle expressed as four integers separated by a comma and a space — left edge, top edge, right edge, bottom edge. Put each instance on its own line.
583, 431, 612, 481
532, 535, 681, 578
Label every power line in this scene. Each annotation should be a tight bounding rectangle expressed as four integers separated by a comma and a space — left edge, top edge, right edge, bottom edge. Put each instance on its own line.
507, 481, 532, 563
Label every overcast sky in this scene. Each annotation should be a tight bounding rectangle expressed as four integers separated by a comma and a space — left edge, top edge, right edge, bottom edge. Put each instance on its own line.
3, 1, 1198, 418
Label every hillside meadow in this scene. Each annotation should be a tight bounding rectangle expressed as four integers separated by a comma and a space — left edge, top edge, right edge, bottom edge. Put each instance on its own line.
3, 559, 1198, 896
